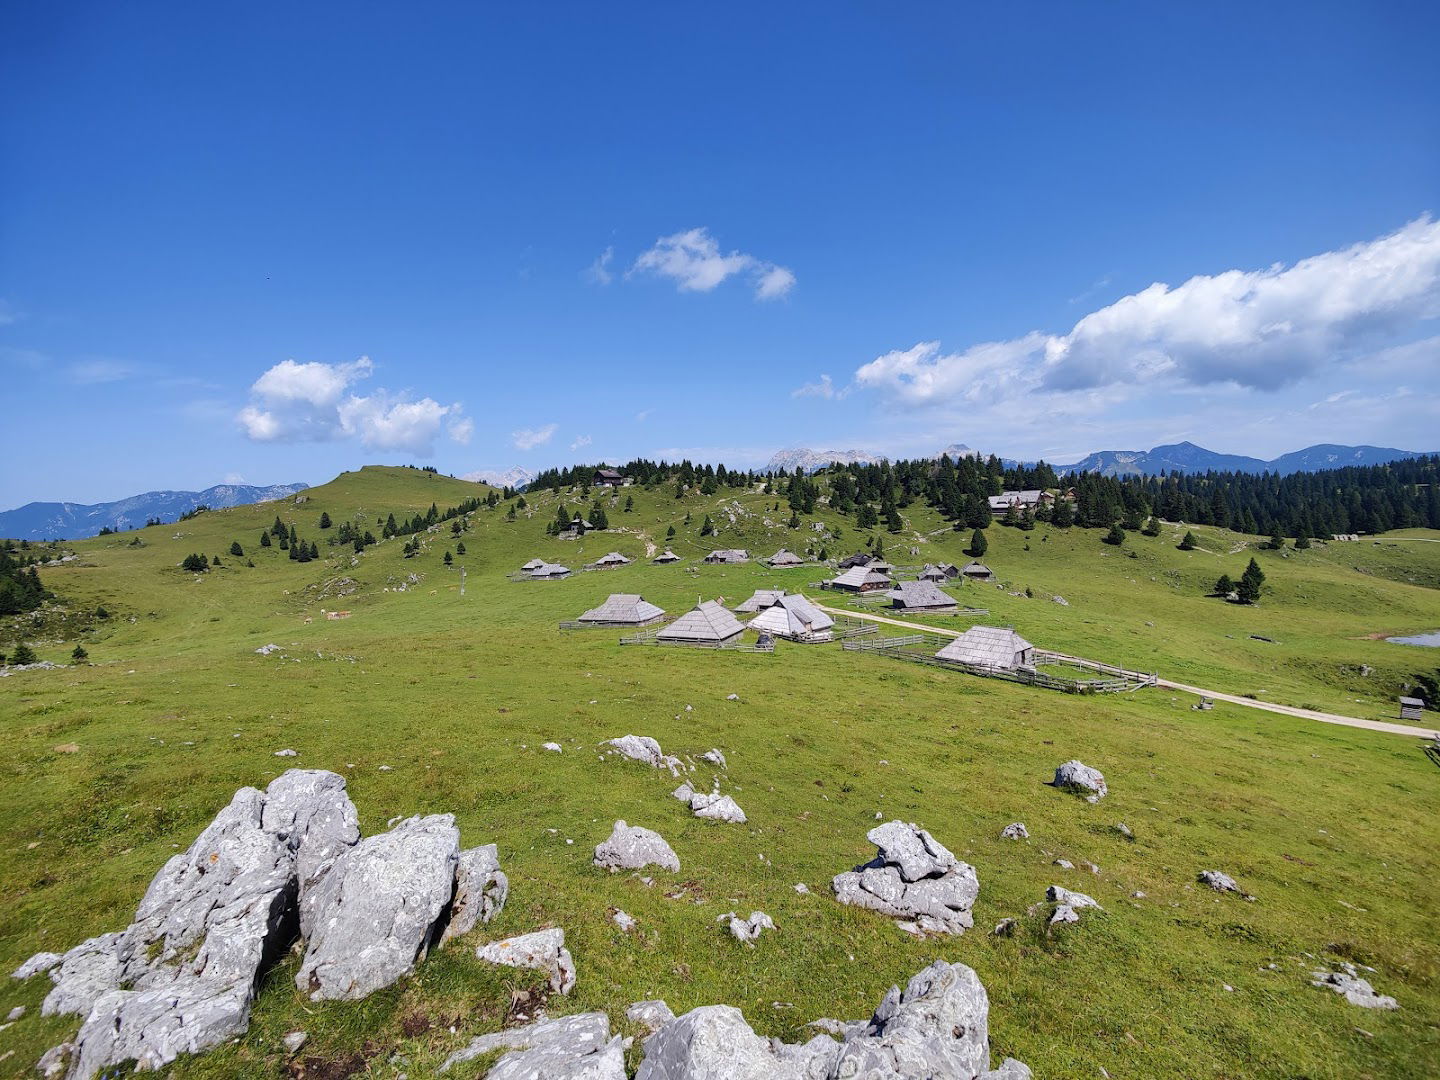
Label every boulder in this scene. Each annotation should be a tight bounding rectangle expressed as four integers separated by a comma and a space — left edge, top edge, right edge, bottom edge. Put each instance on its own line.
690, 792, 747, 825
671, 782, 695, 803
627, 1000, 676, 1033
1046, 885, 1102, 910
605, 735, 682, 775
1198, 869, 1251, 898
11, 952, 62, 980
441, 844, 509, 945
441, 1011, 625, 1078
635, 1004, 810, 1080
261, 769, 361, 938
594, 820, 680, 873
296, 813, 460, 1001
832, 822, 978, 935
701, 748, 727, 769
1311, 967, 1399, 1010
35, 1043, 73, 1079
999, 823, 1028, 840
982, 1059, 1034, 1079
1051, 760, 1107, 800
719, 911, 774, 946
475, 928, 577, 995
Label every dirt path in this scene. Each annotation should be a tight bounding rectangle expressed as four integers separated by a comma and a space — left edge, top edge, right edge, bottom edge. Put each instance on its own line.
811, 601, 1437, 740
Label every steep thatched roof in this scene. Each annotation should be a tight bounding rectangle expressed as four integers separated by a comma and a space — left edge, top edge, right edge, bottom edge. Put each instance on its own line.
935, 626, 1034, 669
578, 593, 666, 625
887, 580, 955, 610
733, 589, 787, 613
747, 594, 835, 639
656, 600, 745, 643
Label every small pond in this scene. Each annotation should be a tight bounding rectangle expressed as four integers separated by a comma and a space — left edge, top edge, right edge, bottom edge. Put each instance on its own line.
1387, 631, 1440, 647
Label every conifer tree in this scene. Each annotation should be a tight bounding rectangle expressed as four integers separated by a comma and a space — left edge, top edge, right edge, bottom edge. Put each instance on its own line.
1178, 531, 1196, 550
318, 512, 332, 529
969, 529, 987, 557
260, 531, 272, 548
1104, 523, 1126, 546
230, 541, 244, 557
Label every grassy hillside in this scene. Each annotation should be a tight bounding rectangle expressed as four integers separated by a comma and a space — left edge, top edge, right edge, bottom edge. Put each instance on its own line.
1, 465, 1438, 1078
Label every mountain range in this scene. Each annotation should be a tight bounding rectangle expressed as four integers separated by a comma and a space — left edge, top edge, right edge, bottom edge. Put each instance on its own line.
1051, 441, 1436, 477
766, 448, 886, 473
461, 466, 536, 490
0, 483, 310, 541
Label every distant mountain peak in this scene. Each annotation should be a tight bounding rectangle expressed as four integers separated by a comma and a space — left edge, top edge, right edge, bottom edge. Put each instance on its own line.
1054, 442, 1433, 477
767, 448, 883, 473
462, 466, 535, 490
0, 481, 310, 541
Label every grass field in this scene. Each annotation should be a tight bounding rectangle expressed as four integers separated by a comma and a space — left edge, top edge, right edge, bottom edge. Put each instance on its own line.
2, 466, 1438, 1078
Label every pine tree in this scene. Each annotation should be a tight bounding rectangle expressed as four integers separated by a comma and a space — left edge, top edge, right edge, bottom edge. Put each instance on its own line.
588, 506, 608, 529
1142, 517, 1161, 537
1295, 534, 1311, 550
260, 531, 271, 548
230, 541, 244, 557
1214, 573, 1234, 596
1236, 557, 1265, 604
969, 529, 987, 557
788, 510, 801, 528
11, 643, 36, 665
1269, 528, 1285, 550
700, 515, 714, 536
1103, 523, 1126, 546
211, 555, 221, 566
1052, 500, 1075, 529
1178, 531, 1196, 550
506, 504, 518, 521
456, 542, 466, 555
666, 525, 676, 540
318, 512, 332, 529
443, 551, 453, 566
71, 644, 88, 662
624, 495, 634, 512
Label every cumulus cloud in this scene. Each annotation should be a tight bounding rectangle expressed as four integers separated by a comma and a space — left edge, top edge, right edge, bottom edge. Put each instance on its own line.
585, 247, 615, 286
850, 216, 1440, 407
512, 423, 557, 451
570, 433, 592, 451
630, 227, 795, 300
448, 416, 474, 445
791, 374, 846, 400
237, 355, 464, 455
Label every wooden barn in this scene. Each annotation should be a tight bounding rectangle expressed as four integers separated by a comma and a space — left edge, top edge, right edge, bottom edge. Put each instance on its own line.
704, 549, 750, 564
592, 468, 631, 487
827, 565, 893, 593
764, 548, 806, 568
746, 593, 835, 642
733, 589, 788, 613
652, 549, 681, 564
935, 626, 1035, 670
887, 580, 957, 613
1400, 695, 1426, 721
960, 560, 995, 582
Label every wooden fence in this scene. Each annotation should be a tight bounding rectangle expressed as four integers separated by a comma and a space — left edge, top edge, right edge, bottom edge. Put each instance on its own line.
846, 634, 1154, 693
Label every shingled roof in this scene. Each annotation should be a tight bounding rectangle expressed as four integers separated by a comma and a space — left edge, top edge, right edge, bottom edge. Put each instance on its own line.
829, 565, 893, 590
656, 600, 745, 643
765, 548, 806, 567
747, 594, 835, 640
887, 580, 956, 611
935, 626, 1034, 669
733, 589, 788, 613
577, 593, 666, 625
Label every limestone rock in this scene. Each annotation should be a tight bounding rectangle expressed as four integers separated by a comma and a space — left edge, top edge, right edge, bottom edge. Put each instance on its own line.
1052, 760, 1107, 801
832, 822, 978, 935
627, 1000, 675, 1033
274, 748, 298, 757
441, 1011, 624, 1077
283, 1031, 308, 1054
594, 820, 680, 873
7, 1004, 25, 1020
475, 929, 577, 995
262, 769, 361, 938
671, 782, 695, 803
296, 813, 460, 1001
635, 1004, 809, 1080
1199, 869, 1251, 898
1311, 967, 1399, 1010
1000, 822, 1028, 840
441, 844, 508, 945
982, 1058, 1035, 1079
35, 1043, 73, 1079
719, 911, 774, 946
701, 748, 727, 769
605, 735, 682, 775
611, 909, 638, 932
690, 792, 747, 825
543, 742, 563, 753
11, 952, 62, 980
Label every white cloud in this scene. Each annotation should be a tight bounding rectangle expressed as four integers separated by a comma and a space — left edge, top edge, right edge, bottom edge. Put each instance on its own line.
238, 355, 464, 455
850, 216, 1440, 408
634, 408, 653, 423
448, 416, 474, 445
585, 246, 615, 286
630, 227, 796, 300
570, 434, 593, 451
791, 374, 846, 400
68, 359, 133, 384
512, 423, 558, 451
223, 472, 247, 484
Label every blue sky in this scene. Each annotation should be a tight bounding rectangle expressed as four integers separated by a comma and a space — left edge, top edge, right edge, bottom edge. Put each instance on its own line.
3, 2, 1438, 506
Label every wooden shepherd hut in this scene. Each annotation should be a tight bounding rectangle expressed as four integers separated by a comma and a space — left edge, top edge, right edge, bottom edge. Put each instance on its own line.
887, 580, 957, 613
935, 626, 1035, 670
765, 548, 806, 568
827, 565, 893, 593
746, 594, 835, 641
576, 594, 666, 626
960, 560, 995, 582
656, 600, 745, 644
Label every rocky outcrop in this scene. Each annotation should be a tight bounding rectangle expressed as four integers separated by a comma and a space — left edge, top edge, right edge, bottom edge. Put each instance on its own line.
594, 820, 680, 873
831, 822, 978, 935
1198, 869, 1253, 899
15, 770, 504, 1078
441, 844, 509, 945
1051, 760, 1107, 801
605, 735, 682, 775
475, 929, 577, 995
296, 814, 460, 1001
634, 959, 1028, 1079
1311, 965, 1399, 1010
1047, 884, 1103, 924
690, 791, 747, 825
719, 911, 774, 946
1000, 823, 1028, 840
440, 1011, 624, 1077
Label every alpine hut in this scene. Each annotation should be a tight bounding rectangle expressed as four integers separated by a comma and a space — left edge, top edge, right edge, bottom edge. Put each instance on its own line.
918, 563, 960, 582
527, 562, 572, 580
746, 594, 835, 642
827, 565, 893, 593
837, 553, 873, 570
1400, 695, 1425, 721
887, 580, 957, 613
935, 626, 1035, 670
764, 548, 806, 568
959, 560, 995, 582
704, 549, 750, 564
656, 600, 745, 645
590, 551, 632, 569
733, 589, 787, 613
576, 594, 666, 627
592, 468, 630, 487
521, 558, 545, 572
652, 549, 681, 564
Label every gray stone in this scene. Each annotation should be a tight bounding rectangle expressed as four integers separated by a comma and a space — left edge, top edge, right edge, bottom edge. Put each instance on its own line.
441, 1011, 625, 1078
594, 820, 680, 873
635, 1004, 811, 1080
701, 748, 727, 769
274, 748, 298, 757
628, 1000, 676, 1033
1000, 822, 1028, 840
475, 928, 577, 995
992, 918, 1017, 937
262, 769, 361, 938
981, 1058, 1035, 1079
719, 911, 774, 946
690, 792, 747, 825
283, 1030, 308, 1054
606, 735, 682, 775
35, 1043, 73, 1079
6, 1004, 24, 1021
672, 782, 695, 803
1052, 759, 1107, 799
1114, 823, 1134, 839
11, 952, 61, 980
1199, 869, 1249, 897
296, 813, 460, 1001
543, 742, 563, 753
832, 822, 978, 936
611, 909, 638, 933
1053, 858, 1074, 870
441, 844, 508, 945
1050, 905, 1080, 924
1311, 969, 1399, 1010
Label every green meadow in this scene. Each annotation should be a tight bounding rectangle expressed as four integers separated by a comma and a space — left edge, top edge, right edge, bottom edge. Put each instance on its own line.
2, 465, 1438, 1078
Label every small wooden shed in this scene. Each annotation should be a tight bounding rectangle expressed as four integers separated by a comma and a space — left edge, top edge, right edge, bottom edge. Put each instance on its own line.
1400, 695, 1425, 721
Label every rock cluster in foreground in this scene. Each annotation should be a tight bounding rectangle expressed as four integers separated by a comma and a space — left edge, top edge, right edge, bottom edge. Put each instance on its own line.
12, 770, 506, 1079
832, 821, 979, 936
442, 958, 1030, 1079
